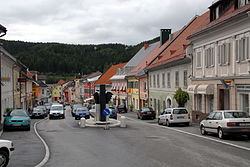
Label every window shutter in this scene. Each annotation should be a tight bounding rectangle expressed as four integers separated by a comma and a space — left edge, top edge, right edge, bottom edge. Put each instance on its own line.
240, 38, 244, 61
212, 48, 215, 66
205, 49, 208, 67
226, 43, 230, 65
246, 37, 250, 60
235, 40, 239, 62
218, 45, 221, 65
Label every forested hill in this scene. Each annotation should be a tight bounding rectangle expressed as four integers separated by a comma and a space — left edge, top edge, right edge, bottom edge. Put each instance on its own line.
0, 37, 159, 75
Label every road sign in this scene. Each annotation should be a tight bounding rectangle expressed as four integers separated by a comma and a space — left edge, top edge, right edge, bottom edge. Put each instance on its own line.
102, 109, 110, 116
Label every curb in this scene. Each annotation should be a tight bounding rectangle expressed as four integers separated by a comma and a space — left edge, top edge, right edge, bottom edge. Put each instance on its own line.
34, 118, 50, 167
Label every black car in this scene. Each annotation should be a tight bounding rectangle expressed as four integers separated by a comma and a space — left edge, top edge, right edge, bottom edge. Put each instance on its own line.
137, 107, 156, 120
117, 104, 127, 113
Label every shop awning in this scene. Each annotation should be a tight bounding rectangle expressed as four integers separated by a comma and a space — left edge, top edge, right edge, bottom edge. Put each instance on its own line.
197, 84, 214, 94
187, 85, 198, 94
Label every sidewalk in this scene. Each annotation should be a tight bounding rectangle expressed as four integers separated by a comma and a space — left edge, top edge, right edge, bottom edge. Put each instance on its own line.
0, 119, 45, 167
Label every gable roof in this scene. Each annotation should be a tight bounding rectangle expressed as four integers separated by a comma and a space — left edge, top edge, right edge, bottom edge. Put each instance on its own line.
95, 63, 127, 85
147, 11, 210, 70
125, 42, 159, 67
190, 3, 250, 38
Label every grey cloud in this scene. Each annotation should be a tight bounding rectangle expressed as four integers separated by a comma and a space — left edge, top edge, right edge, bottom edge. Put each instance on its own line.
1, 0, 214, 45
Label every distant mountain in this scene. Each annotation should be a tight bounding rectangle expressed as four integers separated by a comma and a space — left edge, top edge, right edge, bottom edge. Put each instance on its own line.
0, 37, 160, 75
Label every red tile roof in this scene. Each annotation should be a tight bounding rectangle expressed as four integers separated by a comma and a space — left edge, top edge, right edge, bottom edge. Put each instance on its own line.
95, 63, 127, 85
147, 11, 210, 70
191, 3, 250, 38
57, 80, 65, 85
128, 31, 182, 77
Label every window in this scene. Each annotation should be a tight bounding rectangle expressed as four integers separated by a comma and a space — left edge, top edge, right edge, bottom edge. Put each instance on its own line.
183, 70, 188, 88
157, 74, 160, 88
175, 71, 179, 87
196, 51, 202, 68
162, 73, 165, 88
149, 75, 152, 88
167, 72, 171, 88
213, 112, 222, 120
236, 37, 250, 62
205, 47, 215, 67
144, 82, 147, 91
218, 43, 230, 65
153, 75, 156, 88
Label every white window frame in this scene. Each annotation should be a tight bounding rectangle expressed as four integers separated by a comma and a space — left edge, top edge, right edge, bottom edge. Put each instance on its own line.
218, 42, 230, 66
236, 36, 250, 62
196, 51, 202, 68
205, 46, 215, 68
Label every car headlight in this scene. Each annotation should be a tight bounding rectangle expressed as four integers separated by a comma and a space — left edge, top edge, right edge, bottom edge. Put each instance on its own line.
23, 120, 29, 123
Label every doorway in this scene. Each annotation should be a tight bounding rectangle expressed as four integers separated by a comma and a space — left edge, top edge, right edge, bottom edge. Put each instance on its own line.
240, 94, 249, 114
219, 89, 230, 110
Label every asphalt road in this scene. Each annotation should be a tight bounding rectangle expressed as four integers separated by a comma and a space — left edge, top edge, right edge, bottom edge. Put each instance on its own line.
36, 107, 250, 167
1, 119, 45, 167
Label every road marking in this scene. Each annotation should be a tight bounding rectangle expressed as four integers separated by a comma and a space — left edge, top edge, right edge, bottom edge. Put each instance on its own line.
126, 117, 250, 151
34, 118, 50, 167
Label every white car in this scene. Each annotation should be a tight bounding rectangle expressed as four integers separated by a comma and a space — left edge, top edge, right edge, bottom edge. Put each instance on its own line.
158, 108, 191, 126
49, 104, 65, 119
200, 110, 250, 139
0, 139, 14, 167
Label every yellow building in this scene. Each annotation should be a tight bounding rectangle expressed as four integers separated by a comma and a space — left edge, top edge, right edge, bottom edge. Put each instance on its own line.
52, 85, 62, 102
127, 78, 140, 110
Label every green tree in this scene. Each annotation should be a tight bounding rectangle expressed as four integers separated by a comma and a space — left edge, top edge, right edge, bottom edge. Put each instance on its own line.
174, 88, 189, 107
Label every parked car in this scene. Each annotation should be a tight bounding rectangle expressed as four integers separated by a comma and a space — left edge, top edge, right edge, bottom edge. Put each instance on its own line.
4, 109, 31, 131
117, 104, 127, 113
137, 107, 156, 120
37, 105, 48, 117
74, 107, 91, 120
49, 104, 65, 119
109, 108, 118, 119
0, 139, 15, 167
158, 108, 190, 126
71, 104, 83, 117
200, 110, 250, 139
31, 107, 46, 118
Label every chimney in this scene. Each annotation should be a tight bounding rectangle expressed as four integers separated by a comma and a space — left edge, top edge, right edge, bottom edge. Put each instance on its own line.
160, 29, 171, 46
144, 43, 149, 50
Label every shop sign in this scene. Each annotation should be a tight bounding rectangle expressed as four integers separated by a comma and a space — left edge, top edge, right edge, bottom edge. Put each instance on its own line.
220, 79, 233, 88
18, 78, 27, 82
1, 77, 10, 81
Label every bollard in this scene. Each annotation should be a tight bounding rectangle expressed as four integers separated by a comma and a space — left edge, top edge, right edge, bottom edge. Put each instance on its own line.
79, 118, 86, 128
120, 116, 126, 128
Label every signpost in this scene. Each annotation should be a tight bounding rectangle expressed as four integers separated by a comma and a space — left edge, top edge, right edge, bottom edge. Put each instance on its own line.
102, 109, 110, 130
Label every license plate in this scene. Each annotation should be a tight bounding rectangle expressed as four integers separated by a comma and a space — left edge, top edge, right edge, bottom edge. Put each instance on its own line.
177, 116, 185, 119
239, 123, 250, 126
12, 124, 21, 126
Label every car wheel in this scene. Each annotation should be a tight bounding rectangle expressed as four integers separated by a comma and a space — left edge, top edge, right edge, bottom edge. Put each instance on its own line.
137, 115, 140, 119
200, 125, 207, 135
0, 150, 9, 167
141, 116, 144, 120
75, 117, 77, 120
218, 128, 224, 139
158, 118, 162, 125
247, 134, 250, 139
166, 120, 171, 127
185, 122, 190, 126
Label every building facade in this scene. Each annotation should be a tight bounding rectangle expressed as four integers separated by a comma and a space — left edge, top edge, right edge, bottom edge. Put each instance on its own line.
189, 0, 250, 122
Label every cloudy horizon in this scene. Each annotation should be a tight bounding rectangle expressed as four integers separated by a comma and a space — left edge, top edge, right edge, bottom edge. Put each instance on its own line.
0, 0, 214, 45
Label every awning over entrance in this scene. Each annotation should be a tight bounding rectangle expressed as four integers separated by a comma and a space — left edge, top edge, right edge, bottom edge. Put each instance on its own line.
187, 85, 198, 94
197, 84, 214, 94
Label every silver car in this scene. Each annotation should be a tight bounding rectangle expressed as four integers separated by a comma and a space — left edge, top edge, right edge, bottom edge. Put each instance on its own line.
200, 110, 250, 139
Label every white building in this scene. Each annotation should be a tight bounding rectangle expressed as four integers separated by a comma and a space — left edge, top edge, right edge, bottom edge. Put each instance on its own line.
189, 0, 250, 122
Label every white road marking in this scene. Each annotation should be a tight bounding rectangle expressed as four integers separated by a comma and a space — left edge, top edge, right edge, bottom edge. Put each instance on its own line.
127, 117, 250, 151
34, 118, 50, 167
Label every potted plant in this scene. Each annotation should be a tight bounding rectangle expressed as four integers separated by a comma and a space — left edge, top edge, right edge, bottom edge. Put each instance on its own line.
174, 88, 189, 107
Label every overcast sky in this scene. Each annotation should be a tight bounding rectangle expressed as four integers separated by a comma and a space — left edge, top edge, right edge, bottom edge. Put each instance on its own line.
0, 0, 214, 45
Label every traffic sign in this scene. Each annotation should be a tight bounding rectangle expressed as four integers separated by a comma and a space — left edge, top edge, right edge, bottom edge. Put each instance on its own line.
102, 109, 110, 116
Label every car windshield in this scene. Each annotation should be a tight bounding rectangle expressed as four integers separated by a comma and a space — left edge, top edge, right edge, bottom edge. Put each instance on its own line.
173, 109, 188, 114
10, 110, 28, 117
37, 106, 45, 109
51, 106, 63, 110
224, 112, 249, 118
76, 108, 88, 113
34, 109, 43, 112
